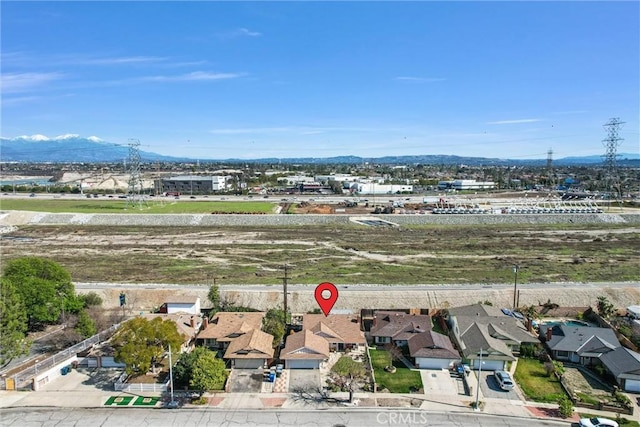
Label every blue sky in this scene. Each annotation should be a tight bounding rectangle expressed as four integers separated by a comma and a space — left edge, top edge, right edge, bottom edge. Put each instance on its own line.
2, 1, 638, 160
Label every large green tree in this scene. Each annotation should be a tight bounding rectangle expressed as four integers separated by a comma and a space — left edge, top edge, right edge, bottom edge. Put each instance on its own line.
189, 348, 228, 392
111, 317, 183, 376
2, 257, 75, 330
262, 308, 286, 348
0, 278, 31, 368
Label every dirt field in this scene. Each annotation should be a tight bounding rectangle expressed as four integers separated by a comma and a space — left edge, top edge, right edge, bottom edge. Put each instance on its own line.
1, 222, 638, 287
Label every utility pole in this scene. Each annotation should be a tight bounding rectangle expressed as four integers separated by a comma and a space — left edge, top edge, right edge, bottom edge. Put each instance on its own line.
281, 264, 290, 325
602, 118, 624, 206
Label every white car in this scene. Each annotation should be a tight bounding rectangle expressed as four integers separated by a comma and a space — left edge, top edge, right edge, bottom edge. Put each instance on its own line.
494, 370, 514, 391
578, 417, 619, 427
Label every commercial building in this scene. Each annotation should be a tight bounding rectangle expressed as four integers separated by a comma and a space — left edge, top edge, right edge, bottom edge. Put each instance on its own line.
158, 175, 228, 194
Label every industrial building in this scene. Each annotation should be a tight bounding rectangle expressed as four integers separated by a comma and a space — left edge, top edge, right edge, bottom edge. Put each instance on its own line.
157, 175, 228, 195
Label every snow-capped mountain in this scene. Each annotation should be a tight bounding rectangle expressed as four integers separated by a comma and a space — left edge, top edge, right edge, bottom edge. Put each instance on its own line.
0, 135, 186, 162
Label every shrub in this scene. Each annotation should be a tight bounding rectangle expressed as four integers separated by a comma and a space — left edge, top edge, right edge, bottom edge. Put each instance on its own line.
558, 396, 573, 418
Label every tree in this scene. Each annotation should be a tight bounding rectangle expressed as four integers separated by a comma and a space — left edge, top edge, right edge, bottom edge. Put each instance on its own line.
190, 349, 228, 392
2, 257, 75, 330
596, 296, 615, 319
207, 283, 220, 312
262, 309, 286, 348
75, 309, 97, 339
0, 279, 31, 368
111, 317, 183, 376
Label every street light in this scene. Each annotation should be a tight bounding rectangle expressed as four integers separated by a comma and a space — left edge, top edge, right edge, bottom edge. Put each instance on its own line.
512, 264, 519, 310
474, 348, 483, 411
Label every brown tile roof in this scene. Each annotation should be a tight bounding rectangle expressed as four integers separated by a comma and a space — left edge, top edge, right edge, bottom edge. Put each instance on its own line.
302, 314, 366, 346
281, 330, 330, 360
408, 331, 459, 359
142, 313, 202, 341
224, 329, 274, 360
197, 312, 265, 340
370, 311, 432, 339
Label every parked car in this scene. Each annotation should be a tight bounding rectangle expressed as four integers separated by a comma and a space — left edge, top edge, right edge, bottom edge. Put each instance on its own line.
579, 418, 619, 427
494, 370, 514, 391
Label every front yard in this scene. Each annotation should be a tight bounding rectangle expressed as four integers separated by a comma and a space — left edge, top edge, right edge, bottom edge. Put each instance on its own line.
369, 349, 422, 393
514, 358, 566, 402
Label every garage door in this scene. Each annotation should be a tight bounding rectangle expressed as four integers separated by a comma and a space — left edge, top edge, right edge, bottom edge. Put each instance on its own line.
624, 379, 640, 392
234, 359, 263, 369
286, 359, 320, 369
472, 359, 505, 371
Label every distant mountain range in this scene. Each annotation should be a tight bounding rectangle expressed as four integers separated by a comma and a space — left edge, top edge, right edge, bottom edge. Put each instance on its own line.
1, 135, 638, 166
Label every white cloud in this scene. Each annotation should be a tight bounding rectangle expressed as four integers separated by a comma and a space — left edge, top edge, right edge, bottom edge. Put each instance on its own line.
0, 72, 64, 94
395, 76, 446, 83
486, 119, 542, 125
140, 71, 245, 82
82, 56, 168, 65
236, 28, 262, 37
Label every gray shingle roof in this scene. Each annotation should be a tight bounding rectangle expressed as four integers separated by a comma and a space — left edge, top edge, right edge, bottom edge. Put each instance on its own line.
540, 324, 620, 353
408, 330, 459, 359
599, 347, 640, 379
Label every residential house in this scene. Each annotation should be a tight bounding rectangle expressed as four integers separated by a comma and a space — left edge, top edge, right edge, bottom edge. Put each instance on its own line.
280, 330, 331, 369
196, 312, 265, 352
539, 324, 620, 365
142, 312, 204, 352
408, 330, 460, 370
599, 347, 640, 393
302, 314, 366, 351
370, 311, 432, 347
539, 323, 640, 392
447, 304, 538, 370
157, 296, 201, 315
223, 329, 275, 369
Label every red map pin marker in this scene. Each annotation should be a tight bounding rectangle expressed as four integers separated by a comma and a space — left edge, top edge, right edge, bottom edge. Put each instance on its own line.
314, 282, 339, 316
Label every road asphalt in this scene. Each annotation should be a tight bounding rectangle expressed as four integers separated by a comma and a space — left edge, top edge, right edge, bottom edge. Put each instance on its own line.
1, 367, 637, 425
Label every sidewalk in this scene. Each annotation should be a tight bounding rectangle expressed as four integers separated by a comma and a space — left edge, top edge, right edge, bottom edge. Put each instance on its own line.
1, 367, 636, 425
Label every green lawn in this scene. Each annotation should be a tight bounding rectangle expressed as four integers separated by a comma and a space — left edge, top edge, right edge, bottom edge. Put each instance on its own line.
514, 358, 566, 402
369, 349, 422, 393
0, 198, 275, 214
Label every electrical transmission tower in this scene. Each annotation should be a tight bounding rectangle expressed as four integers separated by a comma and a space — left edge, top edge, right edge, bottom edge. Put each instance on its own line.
546, 148, 554, 189
602, 118, 624, 202
126, 138, 147, 209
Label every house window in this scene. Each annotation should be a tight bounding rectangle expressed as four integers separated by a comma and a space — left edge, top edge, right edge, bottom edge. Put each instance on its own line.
556, 350, 569, 358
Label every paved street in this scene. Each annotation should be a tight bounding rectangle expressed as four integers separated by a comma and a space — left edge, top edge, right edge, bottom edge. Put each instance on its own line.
0, 407, 573, 427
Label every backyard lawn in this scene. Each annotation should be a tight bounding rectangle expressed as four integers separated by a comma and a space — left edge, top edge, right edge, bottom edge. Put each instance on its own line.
369, 349, 422, 394
514, 358, 566, 402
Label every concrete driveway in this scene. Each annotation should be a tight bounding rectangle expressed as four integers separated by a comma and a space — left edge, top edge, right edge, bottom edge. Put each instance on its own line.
288, 369, 321, 391
39, 368, 124, 392
477, 371, 521, 400
228, 369, 264, 393
420, 369, 465, 396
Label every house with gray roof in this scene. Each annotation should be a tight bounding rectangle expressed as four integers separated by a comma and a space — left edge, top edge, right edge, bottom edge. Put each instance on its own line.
370, 311, 432, 347
408, 330, 460, 370
599, 347, 640, 393
539, 324, 620, 365
447, 304, 538, 371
